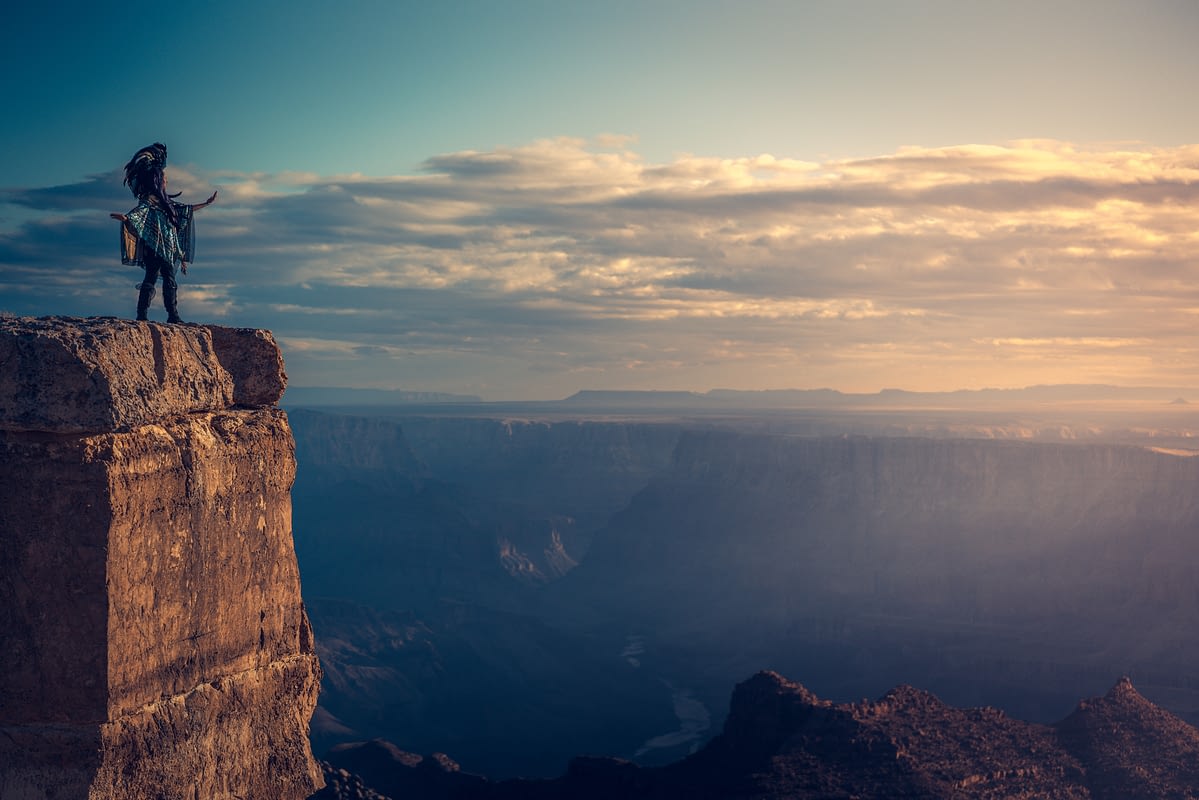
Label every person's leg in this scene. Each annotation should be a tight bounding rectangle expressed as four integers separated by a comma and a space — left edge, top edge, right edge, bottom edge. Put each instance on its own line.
160, 260, 182, 323
136, 262, 157, 321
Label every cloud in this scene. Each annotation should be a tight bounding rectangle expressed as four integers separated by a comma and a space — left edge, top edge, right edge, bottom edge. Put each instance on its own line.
5, 170, 125, 211
3, 137, 1199, 398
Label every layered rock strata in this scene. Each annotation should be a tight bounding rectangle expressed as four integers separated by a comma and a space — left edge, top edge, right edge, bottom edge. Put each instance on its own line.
0, 316, 322, 799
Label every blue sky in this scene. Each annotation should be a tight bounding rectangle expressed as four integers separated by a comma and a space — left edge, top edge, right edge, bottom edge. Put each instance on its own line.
3, 1, 1199, 399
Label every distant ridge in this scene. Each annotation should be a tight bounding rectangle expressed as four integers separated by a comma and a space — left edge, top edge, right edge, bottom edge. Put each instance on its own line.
560, 390, 707, 407
282, 385, 1199, 411
558, 384, 1199, 410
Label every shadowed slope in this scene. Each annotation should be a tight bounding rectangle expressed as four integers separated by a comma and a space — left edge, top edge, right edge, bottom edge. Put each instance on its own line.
319, 672, 1199, 799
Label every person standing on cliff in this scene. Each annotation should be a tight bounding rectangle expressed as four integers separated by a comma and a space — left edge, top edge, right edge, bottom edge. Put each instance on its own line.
110, 143, 217, 323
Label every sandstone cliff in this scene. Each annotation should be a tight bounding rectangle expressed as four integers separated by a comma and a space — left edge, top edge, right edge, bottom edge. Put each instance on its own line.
0, 316, 322, 800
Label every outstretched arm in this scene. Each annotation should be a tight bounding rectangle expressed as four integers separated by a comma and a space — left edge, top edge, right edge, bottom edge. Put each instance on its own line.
192, 190, 218, 211
110, 212, 127, 222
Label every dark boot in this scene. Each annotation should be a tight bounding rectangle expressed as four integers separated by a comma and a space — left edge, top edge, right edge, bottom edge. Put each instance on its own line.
163, 281, 183, 324
136, 283, 155, 321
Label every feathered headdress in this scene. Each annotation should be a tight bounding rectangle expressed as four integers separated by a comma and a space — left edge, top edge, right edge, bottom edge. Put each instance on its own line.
122, 142, 178, 224
123, 142, 168, 199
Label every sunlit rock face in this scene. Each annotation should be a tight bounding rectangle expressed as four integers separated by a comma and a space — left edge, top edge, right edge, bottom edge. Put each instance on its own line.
0, 317, 321, 800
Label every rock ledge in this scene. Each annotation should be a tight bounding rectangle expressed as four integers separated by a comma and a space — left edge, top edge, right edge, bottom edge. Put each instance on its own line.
0, 316, 319, 800
0, 316, 286, 433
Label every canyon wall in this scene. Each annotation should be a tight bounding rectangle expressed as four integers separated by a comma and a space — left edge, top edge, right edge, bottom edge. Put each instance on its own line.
288, 410, 680, 778
0, 317, 322, 800
551, 429, 1199, 723
287, 409, 1199, 774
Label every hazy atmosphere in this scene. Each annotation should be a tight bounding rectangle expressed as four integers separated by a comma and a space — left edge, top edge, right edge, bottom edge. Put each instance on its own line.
4, 0, 1199, 399
9, 5, 1199, 796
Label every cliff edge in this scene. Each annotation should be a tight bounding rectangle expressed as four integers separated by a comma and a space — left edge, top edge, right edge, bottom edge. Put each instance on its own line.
0, 316, 322, 800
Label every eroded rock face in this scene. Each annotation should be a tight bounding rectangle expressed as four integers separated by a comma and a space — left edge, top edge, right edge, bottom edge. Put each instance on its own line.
205, 325, 288, 407
0, 316, 321, 800
0, 316, 234, 433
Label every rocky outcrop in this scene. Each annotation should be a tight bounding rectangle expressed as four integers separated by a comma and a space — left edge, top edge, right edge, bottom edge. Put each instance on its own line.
1056, 676, 1199, 799
310, 760, 394, 800
321, 741, 487, 800
693, 671, 1089, 799
0, 316, 321, 799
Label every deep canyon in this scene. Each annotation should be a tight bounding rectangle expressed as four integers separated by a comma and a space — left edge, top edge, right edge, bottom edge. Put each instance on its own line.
7, 317, 1198, 797
288, 399, 1199, 782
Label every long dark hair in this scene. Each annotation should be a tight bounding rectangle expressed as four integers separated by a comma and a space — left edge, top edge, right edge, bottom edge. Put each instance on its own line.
123, 142, 178, 226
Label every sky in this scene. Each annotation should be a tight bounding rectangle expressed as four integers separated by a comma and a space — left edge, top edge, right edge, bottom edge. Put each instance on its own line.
3, 0, 1199, 400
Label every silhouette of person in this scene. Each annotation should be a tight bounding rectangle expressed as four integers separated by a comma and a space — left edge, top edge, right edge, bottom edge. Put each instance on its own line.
110, 143, 217, 323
